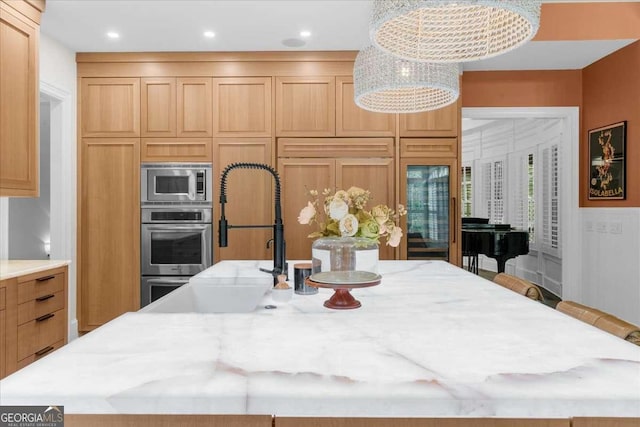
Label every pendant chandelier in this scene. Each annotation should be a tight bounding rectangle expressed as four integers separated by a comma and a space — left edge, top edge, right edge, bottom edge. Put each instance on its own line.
370, 0, 541, 63
354, 45, 459, 113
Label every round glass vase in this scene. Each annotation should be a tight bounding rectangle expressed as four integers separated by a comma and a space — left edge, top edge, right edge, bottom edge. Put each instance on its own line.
311, 237, 379, 274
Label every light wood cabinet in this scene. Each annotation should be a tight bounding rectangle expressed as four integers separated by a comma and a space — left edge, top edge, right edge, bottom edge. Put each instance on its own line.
0, 265, 68, 379
177, 77, 212, 137
277, 158, 335, 260
276, 76, 335, 137
336, 76, 395, 137
79, 138, 140, 332
141, 77, 176, 137
277, 138, 395, 261
140, 77, 212, 160
0, 280, 8, 378
141, 138, 212, 162
399, 102, 458, 137
0, 1, 40, 197
214, 77, 272, 137
214, 138, 273, 261
81, 78, 140, 137
336, 158, 395, 260
141, 77, 213, 138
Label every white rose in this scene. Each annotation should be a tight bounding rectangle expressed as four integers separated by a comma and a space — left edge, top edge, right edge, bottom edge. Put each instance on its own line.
339, 214, 359, 237
297, 201, 316, 224
329, 198, 349, 220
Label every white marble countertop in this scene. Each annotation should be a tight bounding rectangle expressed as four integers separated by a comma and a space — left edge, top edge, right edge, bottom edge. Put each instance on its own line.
1, 261, 639, 417
0, 259, 70, 281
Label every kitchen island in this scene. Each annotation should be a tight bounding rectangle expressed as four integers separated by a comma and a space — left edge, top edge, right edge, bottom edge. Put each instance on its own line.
0, 261, 639, 419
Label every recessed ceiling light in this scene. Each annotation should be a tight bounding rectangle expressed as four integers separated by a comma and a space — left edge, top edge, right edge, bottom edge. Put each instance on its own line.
203, 31, 216, 38
300, 30, 311, 38
106, 32, 120, 39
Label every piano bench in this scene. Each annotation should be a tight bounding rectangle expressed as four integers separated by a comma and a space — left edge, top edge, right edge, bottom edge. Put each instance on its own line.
493, 273, 544, 302
556, 301, 640, 345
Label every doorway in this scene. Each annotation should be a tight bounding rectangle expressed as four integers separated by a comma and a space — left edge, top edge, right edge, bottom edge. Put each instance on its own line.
461, 107, 581, 300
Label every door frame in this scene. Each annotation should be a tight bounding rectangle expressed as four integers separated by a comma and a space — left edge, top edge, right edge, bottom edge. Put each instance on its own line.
462, 107, 581, 300
40, 81, 77, 340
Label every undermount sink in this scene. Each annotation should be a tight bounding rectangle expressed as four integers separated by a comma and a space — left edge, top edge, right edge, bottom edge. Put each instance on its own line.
141, 275, 272, 313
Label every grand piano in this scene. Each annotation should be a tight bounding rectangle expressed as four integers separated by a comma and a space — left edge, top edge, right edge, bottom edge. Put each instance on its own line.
462, 217, 529, 274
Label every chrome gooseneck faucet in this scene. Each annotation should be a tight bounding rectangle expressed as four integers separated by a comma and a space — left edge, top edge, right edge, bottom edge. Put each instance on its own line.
218, 163, 287, 284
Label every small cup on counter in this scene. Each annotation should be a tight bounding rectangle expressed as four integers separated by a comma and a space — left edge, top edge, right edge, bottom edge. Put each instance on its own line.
294, 262, 317, 295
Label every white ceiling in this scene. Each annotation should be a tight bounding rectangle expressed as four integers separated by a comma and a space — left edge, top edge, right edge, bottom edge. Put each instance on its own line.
40, 0, 637, 71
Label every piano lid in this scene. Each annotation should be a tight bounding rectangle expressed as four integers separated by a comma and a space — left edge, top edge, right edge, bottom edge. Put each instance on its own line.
462, 223, 512, 231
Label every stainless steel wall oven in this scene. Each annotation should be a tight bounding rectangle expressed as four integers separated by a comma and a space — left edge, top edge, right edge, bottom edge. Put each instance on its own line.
141, 163, 213, 307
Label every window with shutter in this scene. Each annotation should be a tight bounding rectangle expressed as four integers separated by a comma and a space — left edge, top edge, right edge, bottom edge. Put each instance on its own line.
461, 165, 472, 217
541, 143, 560, 255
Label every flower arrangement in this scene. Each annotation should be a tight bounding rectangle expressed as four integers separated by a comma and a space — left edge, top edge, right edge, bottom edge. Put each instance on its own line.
297, 187, 407, 247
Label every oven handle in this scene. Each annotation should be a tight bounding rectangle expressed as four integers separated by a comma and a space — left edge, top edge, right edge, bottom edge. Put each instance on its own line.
145, 279, 190, 285
143, 224, 210, 231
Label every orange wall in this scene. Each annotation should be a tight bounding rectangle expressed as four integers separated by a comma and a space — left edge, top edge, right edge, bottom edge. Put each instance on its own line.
535, 2, 640, 41
581, 40, 640, 207
461, 71, 582, 107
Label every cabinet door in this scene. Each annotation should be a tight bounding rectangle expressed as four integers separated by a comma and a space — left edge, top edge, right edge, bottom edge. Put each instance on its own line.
276, 76, 335, 137
399, 102, 458, 137
81, 78, 140, 137
0, 4, 38, 196
336, 76, 395, 137
79, 139, 140, 332
278, 158, 335, 260
214, 77, 272, 137
400, 158, 460, 265
336, 158, 395, 260
141, 77, 176, 137
215, 138, 273, 261
177, 77, 212, 137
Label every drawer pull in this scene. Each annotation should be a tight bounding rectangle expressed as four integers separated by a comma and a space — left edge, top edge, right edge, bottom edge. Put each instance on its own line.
36, 294, 55, 302
36, 313, 55, 322
35, 346, 54, 357
36, 275, 55, 282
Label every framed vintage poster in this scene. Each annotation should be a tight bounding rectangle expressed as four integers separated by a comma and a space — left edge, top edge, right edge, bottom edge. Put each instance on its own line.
588, 121, 626, 200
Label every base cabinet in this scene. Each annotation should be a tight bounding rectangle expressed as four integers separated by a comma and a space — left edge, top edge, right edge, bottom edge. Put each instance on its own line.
0, 265, 68, 380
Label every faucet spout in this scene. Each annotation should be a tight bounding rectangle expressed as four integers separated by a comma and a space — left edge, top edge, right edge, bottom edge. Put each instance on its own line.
218, 162, 288, 284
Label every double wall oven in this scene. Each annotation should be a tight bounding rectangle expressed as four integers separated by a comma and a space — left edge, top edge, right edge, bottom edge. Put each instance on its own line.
140, 163, 213, 307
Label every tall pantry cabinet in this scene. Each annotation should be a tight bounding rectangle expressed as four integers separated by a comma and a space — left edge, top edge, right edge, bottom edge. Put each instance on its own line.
79, 78, 141, 332
0, 0, 43, 197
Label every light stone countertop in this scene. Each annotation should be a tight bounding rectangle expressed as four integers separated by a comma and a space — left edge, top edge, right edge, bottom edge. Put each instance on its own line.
0, 260, 70, 281
0, 260, 638, 417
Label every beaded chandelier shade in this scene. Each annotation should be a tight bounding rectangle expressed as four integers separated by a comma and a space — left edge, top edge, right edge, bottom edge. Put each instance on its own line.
354, 45, 459, 113
370, 0, 541, 63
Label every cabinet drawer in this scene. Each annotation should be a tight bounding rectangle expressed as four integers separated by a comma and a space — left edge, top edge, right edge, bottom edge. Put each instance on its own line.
400, 138, 457, 158
18, 273, 64, 304
17, 339, 65, 370
17, 308, 65, 361
0, 287, 5, 310
17, 291, 65, 325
